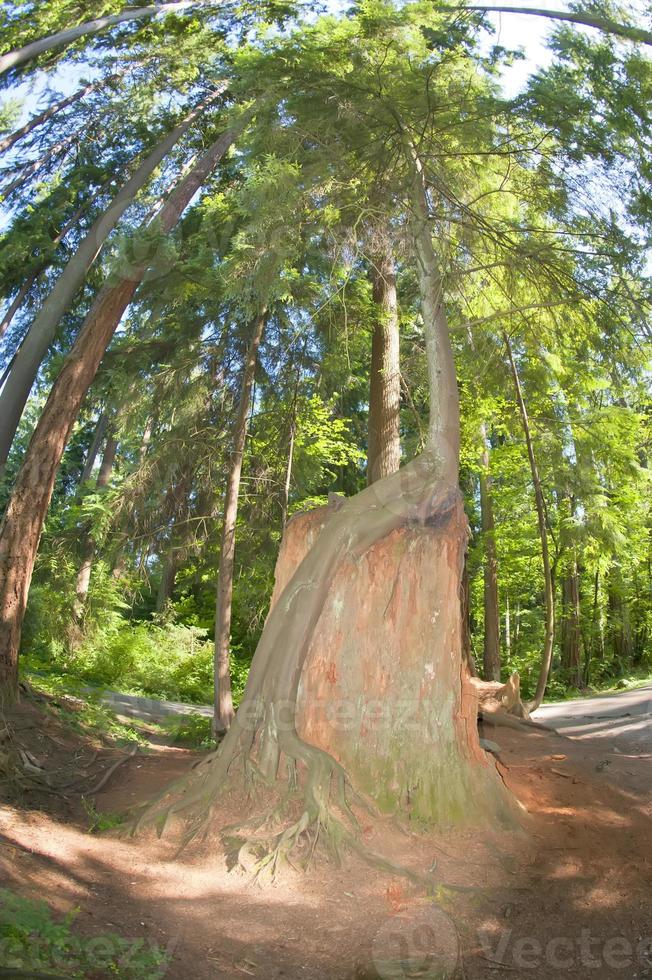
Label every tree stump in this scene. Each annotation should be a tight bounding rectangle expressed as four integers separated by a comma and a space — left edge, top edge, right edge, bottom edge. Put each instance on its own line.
270, 499, 514, 826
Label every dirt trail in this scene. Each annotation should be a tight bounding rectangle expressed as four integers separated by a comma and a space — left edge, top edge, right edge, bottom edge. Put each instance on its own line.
1, 687, 650, 979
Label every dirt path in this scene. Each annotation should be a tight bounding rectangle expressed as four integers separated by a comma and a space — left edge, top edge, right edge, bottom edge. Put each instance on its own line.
1, 688, 650, 979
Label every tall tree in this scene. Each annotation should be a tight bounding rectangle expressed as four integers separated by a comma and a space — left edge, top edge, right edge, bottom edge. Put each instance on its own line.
479, 423, 501, 680
367, 250, 401, 484
214, 309, 267, 733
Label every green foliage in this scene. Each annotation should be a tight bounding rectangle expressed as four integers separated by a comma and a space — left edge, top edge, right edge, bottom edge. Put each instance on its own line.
57, 622, 216, 704
27, 674, 146, 745
81, 798, 126, 833
162, 712, 214, 747
0, 888, 169, 979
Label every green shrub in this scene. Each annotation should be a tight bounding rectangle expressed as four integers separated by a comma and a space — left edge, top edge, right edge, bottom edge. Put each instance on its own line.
0, 888, 169, 978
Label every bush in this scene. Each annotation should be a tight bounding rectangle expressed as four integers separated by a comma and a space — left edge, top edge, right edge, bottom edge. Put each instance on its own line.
0, 888, 169, 978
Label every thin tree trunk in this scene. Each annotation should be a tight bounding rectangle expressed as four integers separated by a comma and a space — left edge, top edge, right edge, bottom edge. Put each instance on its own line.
607, 566, 633, 668
214, 309, 267, 733
0, 131, 82, 199
503, 332, 555, 710
74, 432, 118, 617
479, 423, 500, 681
280, 421, 296, 531
460, 555, 477, 676
0, 120, 244, 701
456, 5, 652, 46
0, 2, 202, 75
280, 367, 300, 529
408, 149, 459, 485
560, 560, 582, 687
0, 89, 223, 474
0, 78, 101, 155
505, 594, 511, 656
78, 413, 108, 486
367, 250, 401, 485
156, 551, 179, 613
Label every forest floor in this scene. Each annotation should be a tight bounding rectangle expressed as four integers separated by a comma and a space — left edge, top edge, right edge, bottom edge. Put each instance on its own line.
0, 685, 650, 980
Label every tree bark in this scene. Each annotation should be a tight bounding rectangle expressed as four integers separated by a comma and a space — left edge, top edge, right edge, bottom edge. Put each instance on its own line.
0, 89, 223, 475
479, 423, 500, 681
74, 432, 118, 617
0, 2, 202, 75
503, 332, 555, 711
0, 121, 243, 701
213, 309, 267, 733
367, 251, 401, 485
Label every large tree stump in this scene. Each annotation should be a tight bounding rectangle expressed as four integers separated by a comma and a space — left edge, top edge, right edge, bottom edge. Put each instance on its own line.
269, 499, 513, 826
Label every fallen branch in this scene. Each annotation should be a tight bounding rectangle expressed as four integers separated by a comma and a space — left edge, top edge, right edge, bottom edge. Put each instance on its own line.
85, 744, 138, 795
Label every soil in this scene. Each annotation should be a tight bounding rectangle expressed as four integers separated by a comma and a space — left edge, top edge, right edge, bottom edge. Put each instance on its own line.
0, 690, 650, 980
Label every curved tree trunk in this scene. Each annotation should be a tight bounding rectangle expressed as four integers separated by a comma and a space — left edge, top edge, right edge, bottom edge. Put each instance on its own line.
0, 2, 202, 75
213, 309, 267, 733
0, 121, 244, 701
479, 423, 500, 681
503, 332, 555, 710
367, 250, 401, 485
457, 5, 652, 47
0, 89, 223, 475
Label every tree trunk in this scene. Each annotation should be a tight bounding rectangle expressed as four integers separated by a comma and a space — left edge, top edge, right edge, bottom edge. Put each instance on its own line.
0, 89, 223, 474
560, 558, 583, 687
503, 332, 555, 710
0, 130, 82, 199
367, 251, 401, 485
0, 2, 202, 75
479, 423, 500, 681
504, 595, 511, 656
280, 420, 295, 531
0, 121, 243, 701
458, 6, 652, 46
213, 310, 267, 733
74, 432, 118, 617
460, 554, 477, 676
78, 414, 108, 486
607, 566, 633, 669
156, 551, 179, 613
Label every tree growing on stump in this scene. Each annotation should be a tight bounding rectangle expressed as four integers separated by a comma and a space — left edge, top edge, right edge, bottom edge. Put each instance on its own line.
138, 139, 516, 868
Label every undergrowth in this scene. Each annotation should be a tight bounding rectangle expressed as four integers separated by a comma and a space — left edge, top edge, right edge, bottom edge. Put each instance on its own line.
0, 888, 170, 979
